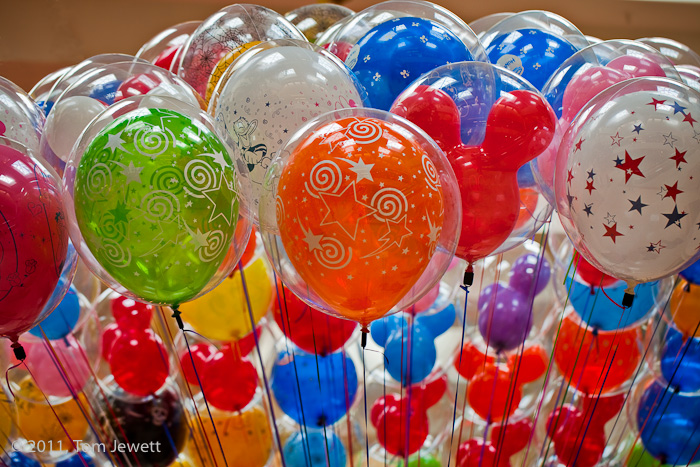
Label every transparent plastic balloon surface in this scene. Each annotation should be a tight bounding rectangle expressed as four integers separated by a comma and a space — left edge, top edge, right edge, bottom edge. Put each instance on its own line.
209, 40, 369, 224
536, 40, 682, 207
555, 77, 700, 285
62, 95, 253, 307
468, 12, 513, 38
0, 77, 45, 155
259, 107, 462, 329
637, 37, 700, 68
285, 4, 354, 43
135, 21, 201, 68
29, 66, 72, 110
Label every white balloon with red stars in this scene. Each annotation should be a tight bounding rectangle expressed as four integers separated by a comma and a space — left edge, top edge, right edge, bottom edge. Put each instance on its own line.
558, 85, 700, 283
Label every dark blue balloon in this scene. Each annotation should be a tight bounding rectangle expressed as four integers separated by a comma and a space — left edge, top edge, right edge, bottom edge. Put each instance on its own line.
36, 100, 54, 116
347, 17, 474, 110
486, 28, 579, 90
30, 285, 80, 340
272, 348, 357, 426
661, 327, 700, 393
415, 303, 455, 338
680, 258, 700, 285
89, 79, 122, 105
7, 452, 40, 467
565, 272, 660, 331
55, 453, 96, 467
282, 430, 346, 467
516, 163, 536, 188
384, 321, 436, 385
637, 379, 700, 465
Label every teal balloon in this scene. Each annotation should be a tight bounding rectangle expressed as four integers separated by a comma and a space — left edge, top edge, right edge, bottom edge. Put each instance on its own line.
283, 430, 346, 467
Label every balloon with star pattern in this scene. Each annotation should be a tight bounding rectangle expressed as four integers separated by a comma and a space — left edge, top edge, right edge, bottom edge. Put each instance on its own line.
259, 108, 461, 328
555, 77, 700, 287
63, 95, 252, 306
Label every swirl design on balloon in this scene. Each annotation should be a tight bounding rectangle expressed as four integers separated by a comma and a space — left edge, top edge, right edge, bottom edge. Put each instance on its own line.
133, 124, 173, 159
276, 195, 286, 226
184, 159, 217, 197
421, 154, 440, 192
101, 239, 131, 268
371, 188, 408, 221
99, 212, 128, 241
346, 119, 383, 145
314, 237, 352, 270
140, 190, 180, 222
304, 160, 343, 199
85, 163, 112, 199
199, 229, 226, 263
151, 166, 185, 195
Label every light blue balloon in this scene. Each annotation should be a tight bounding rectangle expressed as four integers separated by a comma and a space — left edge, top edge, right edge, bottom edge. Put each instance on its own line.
384, 323, 436, 385
370, 315, 405, 347
283, 430, 346, 467
29, 285, 80, 340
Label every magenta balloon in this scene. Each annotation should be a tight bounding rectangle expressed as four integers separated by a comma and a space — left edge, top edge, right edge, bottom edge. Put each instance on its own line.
562, 66, 631, 121
607, 55, 666, 78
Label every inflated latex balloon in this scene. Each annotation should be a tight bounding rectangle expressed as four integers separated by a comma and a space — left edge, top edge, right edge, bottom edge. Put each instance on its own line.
283, 430, 347, 467
109, 328, 170, 397
0, 140, 69, 351
670, 279, 700, 338
457, 439, 499, 467
371, 393, 429, 457
660, 326, 700, 393
259, 108, 461, 329
63, 95, 253, 307
680, 258, 700, 285
554, 77, 700, 292
23, 335, 92, 398
391, 62, 556, 268
467, 364, 521, 422
285, 4, 354, 43
177, 4, 305, 98
202, 349, 257, 412
29, 285, 80, 340
210, 41, 367, 219
0, 77, 45, 154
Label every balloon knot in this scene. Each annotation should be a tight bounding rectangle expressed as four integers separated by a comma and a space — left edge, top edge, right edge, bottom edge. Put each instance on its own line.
10, 342, 26, 361
684, 282, 691, 293
463, 264, 474, 287
622, 292, 634, 308
171, 305, 185, 330
361, 329, 368, 349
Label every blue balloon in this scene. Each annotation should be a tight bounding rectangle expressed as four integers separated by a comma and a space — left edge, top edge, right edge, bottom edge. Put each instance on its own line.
680, 258, 700, 285
516, 163, 536, 188
283, 430, 346, 467
29, 284, 80, 339
370, 315, 405, 348
384, 322, 436, 385
55, 453, 96, 467
486, 28, 579, 90
415, 303, 456, 338
36, 100, 54, 116
7, 452, 40, 467
89, 79, 122, 105
347, 17, 474, 110
565, 272, 660, 331
637, 379, 700, 465
272, 349, 358, 426
661, 327, 700, 393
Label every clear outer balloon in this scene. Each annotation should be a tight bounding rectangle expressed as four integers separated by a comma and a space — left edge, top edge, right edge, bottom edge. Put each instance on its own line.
209, 42, 367, 221
480, 10, 589, 91
469, 12, 514, 38
555, 77, 700, 285
0, 139, 69, 344
321, 0, 487, 64
285, 4, 354, 43
41, 61, 202, 177
677, 64, 700, 93
29, 66, 71, 102
259, 108, 461, 328
391, 62, 556, 262
135, 21, 201, 69
536, 40, 682, 207
637, 37, 700, 68
177, 4, 306, 99
0, 77, 45, 155
62, 95, 253, 306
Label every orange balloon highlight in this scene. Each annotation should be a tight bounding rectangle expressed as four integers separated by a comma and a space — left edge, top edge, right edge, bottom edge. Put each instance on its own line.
670, 280, 700, 338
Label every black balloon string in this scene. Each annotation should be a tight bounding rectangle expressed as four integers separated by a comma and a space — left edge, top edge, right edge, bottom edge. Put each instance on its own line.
445, 283, 469, 467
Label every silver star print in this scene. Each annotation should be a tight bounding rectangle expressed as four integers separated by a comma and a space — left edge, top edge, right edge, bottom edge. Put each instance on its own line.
339, 157, 374, 183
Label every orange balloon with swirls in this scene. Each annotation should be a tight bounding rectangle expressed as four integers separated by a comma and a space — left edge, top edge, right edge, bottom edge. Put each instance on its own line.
277, 117, 444, 328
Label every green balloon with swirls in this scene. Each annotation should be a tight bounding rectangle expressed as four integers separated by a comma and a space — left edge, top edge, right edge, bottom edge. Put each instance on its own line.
74, 108, 239, 305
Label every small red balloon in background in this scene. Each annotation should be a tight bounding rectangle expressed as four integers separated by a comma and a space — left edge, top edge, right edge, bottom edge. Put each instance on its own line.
574, 250, 619, 288
491, 418, 533, 458
179, 343, 216, 386
111, 295, 153, 330
546, 403, 607, 467
371, 393, 429, 457
109, 328, 169, 397
554, 314, 641, 394
454, 340, 494, 380
582, 392, 625, 428
412, 374, 447, 411
154, 45, 181, 70
468, 364, 521, 423
507, 344, 548, 386
273, 283, 357, 356
203, 349, 257, 412
457, 439, 508, 467
227, 325, 262, 358
101, 323, 122, 361
113, 73, 162, 103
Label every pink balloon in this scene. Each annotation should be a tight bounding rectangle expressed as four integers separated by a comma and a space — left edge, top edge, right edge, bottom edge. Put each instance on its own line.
607, 55, 666, 78
562, 66, 631, 122
408, 283, 440, 314
24, 335, 91, 397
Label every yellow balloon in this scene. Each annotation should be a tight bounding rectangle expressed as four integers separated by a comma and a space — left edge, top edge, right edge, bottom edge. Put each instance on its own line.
670, 279, 700, 338
169, 453, 195, 467
0, 388, 15, 451
180, 258, 272, 341
186, 406, 272, 467
15, 377, 89, 455
205, 41, 262, 105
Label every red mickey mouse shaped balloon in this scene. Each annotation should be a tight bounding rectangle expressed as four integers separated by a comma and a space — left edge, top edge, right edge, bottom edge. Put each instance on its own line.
392, 63, 556, 283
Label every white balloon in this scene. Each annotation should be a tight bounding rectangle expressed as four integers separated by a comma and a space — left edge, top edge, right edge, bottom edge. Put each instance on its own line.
44, 96, 107, 162
0, 77, 44, 154
211, 45, 366, 222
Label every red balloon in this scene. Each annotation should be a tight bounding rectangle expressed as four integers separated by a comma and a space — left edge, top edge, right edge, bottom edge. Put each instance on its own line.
109, 329, 169, 397
0, 145, 68, 343
507, 344, 548, 386
454, 340, 494, 380
553, 422, 606, 467
574, 250, 619, 288
553, 314, 641, 394
457, 439, 507, 467
179, 343, 216, 386
111, 295, 153, 330
546, 404, 581, 439
371, 394, 429, 457
203, 350, 257, 412
101, 323, 122, 361
581, 392, 625, 428
273, 283, 357, 356
154, 44, 181, 70
491, 418, 533, 457
391, 86, 555, 265
113, 73, 161, 102
468, 364, 521, 422
225, 325, 262, 358
412, 374, 447, 411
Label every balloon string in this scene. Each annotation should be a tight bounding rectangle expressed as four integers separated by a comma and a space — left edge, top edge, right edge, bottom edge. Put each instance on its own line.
157, 307, 218, 467
237, 261, 287, 467
445, 284, 469, 467
479, 361, 500, 467
342, 347, 356, 467
404, 316, 414, 466
309, 311, 333, 466
4, 362, 21, 399
362, 345, 371, 467
600, 284, 626, 310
